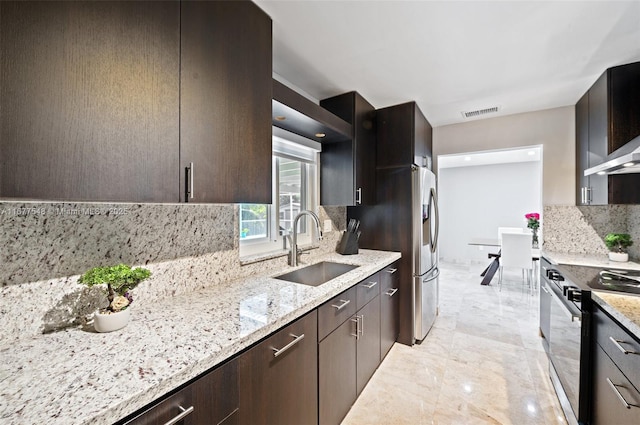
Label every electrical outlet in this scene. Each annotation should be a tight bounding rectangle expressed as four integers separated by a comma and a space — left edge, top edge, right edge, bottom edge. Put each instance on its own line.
323, 219, 332, 233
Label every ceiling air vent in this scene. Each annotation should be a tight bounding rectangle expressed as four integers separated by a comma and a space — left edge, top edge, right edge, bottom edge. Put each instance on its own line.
462, 106, 499, 119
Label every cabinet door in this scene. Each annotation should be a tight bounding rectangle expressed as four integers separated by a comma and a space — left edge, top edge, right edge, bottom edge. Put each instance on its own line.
587, 72, 609, 205
180, 0, 272, 204
376, 102, 433, 169
320, 92, 376, 206
0, 1, 180, 202
319, 315, 358, 425
238, 311, 318, 425
575, 92, 591, 205
592, 344, 640, 425
380, 264, 400, 359
356, 295, 381, 395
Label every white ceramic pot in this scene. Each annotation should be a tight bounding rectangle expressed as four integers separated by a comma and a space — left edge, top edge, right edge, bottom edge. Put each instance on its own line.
93, 308, 131, 333
608, 252, 629, 262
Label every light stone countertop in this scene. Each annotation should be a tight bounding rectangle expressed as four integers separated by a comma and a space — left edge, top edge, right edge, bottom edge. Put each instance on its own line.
543, 250, 640, 339
0, 249, 401, 425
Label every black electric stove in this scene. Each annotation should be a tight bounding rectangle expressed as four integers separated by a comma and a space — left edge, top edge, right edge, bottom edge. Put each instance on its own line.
556, 263, 640, 295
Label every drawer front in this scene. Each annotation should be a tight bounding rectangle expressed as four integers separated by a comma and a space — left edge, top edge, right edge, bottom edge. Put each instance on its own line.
356, 271, 381, 310
592, 344, 640, 424
123, 384, 193, 425
318, 286, 357, 341
594, 305, 640, 389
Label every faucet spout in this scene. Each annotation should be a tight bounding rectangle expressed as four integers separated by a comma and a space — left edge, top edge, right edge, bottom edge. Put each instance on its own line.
289, 210, 323, 266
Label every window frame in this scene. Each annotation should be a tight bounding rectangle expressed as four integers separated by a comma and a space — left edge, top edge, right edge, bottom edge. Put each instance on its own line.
239, 136, 320, 258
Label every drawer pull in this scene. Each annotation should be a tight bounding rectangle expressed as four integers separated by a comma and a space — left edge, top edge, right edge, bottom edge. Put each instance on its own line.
385, 268, 398, 274
163, 405, 194, 425
385, 288, 398, 297
606, 378, 639, 409
362, 281, 378, 289
271, 333, 305, 357
609, 336, 638, 355
541, 285, 549, 294
331, 299, 351, 311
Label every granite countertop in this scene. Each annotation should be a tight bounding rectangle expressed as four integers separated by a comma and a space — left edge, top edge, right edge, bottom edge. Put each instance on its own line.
543, 249, 640, 338
0, 249, 401, 425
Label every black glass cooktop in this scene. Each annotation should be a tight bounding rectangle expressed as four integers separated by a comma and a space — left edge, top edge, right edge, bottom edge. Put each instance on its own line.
557, 264, 640, 295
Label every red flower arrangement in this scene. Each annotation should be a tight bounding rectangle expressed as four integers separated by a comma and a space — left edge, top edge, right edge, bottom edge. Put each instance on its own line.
525, 212, 540, 230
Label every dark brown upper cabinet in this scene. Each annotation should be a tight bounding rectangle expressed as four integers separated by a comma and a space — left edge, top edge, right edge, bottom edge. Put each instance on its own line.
320, 92, 377, 206
0, 1, 180, 202
180, 0, 272, 204
1, 0, 272, 204
576, 61, 640, 205
376, 101, 433, 169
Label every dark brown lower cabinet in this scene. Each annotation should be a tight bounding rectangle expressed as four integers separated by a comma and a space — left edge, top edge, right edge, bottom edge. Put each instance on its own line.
238, 310, 318, 425
121, 358, 238, 425
380, 263, 400, 360
319, 292, 382, 425
319, 314, 358, 425
592, 344, 640, 424
356, 295, 381, 395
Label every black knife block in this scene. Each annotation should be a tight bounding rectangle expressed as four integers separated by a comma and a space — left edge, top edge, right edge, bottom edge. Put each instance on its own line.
336, 231, 359, 255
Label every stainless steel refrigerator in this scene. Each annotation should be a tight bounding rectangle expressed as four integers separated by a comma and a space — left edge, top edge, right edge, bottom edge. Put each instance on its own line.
413, 166, 439, 342
348, 165, 439, 345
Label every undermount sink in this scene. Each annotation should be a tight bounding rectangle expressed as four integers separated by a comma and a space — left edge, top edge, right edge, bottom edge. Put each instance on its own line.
275, 261, 359, 287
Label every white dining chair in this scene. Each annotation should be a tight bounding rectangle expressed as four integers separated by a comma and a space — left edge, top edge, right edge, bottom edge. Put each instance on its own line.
497, 227, 525, 242
499, 232, 534, 293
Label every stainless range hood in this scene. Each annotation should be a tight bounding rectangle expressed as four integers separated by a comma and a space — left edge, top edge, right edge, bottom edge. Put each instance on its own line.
584, 135, 640, 176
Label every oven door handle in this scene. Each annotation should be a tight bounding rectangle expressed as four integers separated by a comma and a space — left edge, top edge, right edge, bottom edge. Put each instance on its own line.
549, 286, 581, 322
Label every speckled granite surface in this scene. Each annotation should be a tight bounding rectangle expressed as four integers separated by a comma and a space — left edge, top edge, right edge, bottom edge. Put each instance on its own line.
543, 250, 640, 271
0, 249, 400, 425
0, 202, 346, 342
591, 292, 640, 339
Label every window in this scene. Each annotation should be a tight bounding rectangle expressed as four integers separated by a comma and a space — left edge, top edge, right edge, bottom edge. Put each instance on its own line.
239, 132, 319, 256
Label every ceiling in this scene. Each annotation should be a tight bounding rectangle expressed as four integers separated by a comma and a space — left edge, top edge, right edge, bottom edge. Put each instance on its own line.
254, 0, 640, 127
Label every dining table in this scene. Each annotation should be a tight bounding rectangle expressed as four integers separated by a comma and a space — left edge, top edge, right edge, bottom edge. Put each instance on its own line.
468, 238, 540, 286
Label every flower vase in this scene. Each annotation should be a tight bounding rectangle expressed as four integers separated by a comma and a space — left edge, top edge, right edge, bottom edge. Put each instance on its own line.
531, 229, 539, 249
93, 308, 130, 333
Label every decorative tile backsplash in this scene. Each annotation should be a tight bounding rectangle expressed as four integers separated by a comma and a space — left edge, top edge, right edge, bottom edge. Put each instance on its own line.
0, 202, 345, 341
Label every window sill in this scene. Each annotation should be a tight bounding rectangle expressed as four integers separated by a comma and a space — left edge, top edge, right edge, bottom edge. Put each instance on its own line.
239, 244, 320, 266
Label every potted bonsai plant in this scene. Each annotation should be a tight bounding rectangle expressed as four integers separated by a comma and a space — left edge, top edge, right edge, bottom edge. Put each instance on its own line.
78, 263, 151, 332
604, 233, 633, 262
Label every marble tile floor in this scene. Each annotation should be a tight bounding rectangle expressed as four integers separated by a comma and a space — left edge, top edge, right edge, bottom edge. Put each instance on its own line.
341, 261, 567, 425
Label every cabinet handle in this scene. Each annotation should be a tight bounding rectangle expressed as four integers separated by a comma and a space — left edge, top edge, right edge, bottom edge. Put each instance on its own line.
581, 187, 585, 204
361, 281, 378, 289
356, 187, 362, 204
271, 333, 305, 357
331, 299, 351, 311
586, 187, 592, 204
163, 405, 195, 425
351, 317, 360, 339
609, 336, 638, 355
360, 314, 364, 336
606, 378, 639, 409
385, 288, 398, 297
186, 162, 195, 200
385, 268, 398, 274
541, 285, 549, 294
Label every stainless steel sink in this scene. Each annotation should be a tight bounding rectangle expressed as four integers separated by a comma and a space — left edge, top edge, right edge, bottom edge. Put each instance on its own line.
274, 261, 358, 286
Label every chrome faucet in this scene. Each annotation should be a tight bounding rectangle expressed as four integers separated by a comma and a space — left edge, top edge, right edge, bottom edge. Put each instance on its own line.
289, 210, 323, 266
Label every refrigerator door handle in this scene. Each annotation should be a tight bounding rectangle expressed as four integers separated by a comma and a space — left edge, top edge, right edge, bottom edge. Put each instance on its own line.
430, 187, 439, 254
423, 266, 440, 283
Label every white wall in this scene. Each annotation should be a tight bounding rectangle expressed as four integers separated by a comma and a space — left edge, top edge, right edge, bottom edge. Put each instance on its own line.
438, 161, 542, 263
433, 106, 574, 206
